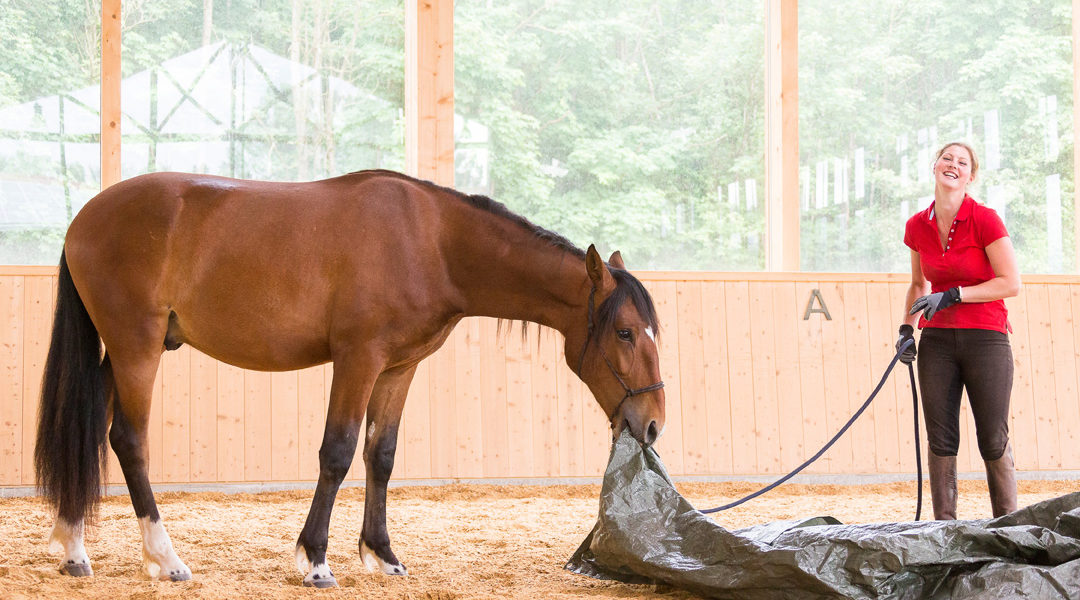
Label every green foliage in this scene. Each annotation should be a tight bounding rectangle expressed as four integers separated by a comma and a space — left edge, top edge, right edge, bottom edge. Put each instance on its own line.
1, 0, 1074, 272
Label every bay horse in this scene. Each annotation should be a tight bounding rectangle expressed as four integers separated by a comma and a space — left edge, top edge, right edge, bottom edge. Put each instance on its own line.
34, 169, 665, 587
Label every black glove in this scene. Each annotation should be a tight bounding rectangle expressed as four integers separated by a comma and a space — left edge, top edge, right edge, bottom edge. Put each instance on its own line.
896, 324, 916, 364
909, 287, 961, 321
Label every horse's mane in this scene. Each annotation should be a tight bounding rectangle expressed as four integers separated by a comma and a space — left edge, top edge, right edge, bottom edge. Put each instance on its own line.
348, 169, 659, 341
347, 169, 584, 259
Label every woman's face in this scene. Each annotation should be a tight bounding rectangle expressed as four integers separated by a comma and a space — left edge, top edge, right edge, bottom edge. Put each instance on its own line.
934, 145, 974, 192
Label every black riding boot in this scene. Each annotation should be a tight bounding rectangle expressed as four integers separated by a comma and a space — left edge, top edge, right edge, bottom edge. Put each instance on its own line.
928, 451, 957, 520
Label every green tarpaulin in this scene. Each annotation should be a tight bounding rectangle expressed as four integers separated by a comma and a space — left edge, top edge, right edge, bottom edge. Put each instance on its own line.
567, 430, 1080, 599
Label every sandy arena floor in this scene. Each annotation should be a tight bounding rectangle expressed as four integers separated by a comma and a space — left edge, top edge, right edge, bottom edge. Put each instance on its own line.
1, 479, 1075, 599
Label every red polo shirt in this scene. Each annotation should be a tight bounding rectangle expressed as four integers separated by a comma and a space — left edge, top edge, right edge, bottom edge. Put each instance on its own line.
903, 195, 1010, 333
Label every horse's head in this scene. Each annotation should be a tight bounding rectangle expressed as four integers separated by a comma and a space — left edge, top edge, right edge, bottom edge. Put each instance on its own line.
567, 245, 665, 446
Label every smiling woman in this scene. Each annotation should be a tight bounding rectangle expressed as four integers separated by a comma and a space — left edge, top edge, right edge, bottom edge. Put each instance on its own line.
899, 141, 1022, 522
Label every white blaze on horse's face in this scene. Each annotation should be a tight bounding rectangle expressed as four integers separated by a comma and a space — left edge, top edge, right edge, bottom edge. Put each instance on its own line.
645, 327, 655, 342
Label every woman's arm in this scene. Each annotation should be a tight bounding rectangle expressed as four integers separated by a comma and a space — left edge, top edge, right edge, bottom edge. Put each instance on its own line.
959, 236, 1021, 303
904, 250, 930, 326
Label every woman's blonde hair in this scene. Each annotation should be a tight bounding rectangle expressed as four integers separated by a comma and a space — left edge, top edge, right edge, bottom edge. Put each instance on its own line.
934, 141, 979, 181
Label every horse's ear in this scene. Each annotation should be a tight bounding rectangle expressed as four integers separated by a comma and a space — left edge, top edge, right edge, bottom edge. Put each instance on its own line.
586, 244, 615, 292
607, 250, 625, 270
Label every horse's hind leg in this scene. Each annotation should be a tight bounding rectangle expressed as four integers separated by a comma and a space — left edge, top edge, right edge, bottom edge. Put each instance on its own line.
108, 349, 192, 581
49, 518, 92, 576
360, 365, 415, 575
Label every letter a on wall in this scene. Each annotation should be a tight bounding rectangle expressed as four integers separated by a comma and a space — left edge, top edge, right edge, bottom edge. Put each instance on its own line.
803, 289, 832, 320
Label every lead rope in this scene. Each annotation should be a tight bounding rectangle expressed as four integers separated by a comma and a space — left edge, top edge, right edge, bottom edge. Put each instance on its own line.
699, 338, 923, 522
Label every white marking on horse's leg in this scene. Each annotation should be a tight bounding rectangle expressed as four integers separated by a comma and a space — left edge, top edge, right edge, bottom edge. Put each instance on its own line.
645, 326, 656, 342
361, 541, 408, 575
137, 516, 191, 581
49, 518, 93, 577
296, 545, 337, 587
367, 420, 377, 440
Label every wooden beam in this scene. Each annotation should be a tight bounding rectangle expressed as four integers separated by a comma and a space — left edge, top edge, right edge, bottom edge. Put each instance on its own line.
101, 0, 121, 190
764, 0, 799, 271
1074, 0, 1080, 272
405, 0, 454, 186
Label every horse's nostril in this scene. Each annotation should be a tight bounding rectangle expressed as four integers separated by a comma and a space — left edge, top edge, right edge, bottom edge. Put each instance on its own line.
645, 420, 659, 446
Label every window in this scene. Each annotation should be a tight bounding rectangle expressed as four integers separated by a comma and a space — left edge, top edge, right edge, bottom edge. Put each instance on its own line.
799, 0, 1073, 273
455, 0, 765, 270
0, 0, 101, 264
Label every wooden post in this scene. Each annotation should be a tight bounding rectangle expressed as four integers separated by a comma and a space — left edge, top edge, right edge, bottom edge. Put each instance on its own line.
764, 0, 799, 271
101, 0, 122, 190
1074, 0, 1080, 272
405, 0, 454, 187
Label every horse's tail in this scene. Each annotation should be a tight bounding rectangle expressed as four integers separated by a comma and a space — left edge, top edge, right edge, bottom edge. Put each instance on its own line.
34, 249, 110, 525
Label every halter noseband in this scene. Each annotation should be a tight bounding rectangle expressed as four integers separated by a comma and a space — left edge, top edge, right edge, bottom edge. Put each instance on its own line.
575, 285, 665, 413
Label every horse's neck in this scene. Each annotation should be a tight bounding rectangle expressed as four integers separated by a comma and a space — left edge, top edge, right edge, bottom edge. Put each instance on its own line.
446, 215, 587, 334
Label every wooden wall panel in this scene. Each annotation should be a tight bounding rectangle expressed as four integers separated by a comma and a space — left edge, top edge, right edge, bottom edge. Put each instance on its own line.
0, 276, 24, 485
21, 276, 54, 485
6, 270, 1080, 489
772, 282, 804, 473
795, 280, 827, 474
701, 281, 733, 474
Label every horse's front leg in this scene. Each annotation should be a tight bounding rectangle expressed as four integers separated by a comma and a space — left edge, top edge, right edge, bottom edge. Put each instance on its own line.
359, 365, 416, 575
295, 358, 377, 588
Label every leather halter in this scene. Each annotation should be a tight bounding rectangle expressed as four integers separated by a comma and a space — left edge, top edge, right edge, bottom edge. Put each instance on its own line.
575, 286, 665, 414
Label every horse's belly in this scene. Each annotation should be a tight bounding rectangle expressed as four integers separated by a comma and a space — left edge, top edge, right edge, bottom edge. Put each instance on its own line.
169, 304, 332, 372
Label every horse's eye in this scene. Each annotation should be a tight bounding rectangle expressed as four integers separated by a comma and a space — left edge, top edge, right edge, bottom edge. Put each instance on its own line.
616, 329, 632, 342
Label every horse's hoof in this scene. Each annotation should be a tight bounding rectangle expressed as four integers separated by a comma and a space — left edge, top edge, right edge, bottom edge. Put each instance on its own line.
60, 561, 93, 577
168, 570, 192, 582
302, 574, 338, 588
360, 542, 407, 575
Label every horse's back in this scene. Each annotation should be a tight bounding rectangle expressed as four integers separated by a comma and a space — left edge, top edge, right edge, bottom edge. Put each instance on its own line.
63, 171, 459, 370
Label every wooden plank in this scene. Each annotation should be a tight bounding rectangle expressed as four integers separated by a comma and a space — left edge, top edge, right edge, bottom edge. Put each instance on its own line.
1062, 286, 1080, 468
555, 329, 585, 477
530, 326, 559, 477
841, 282, 876, 473
101, 0, 121, 189
1004, 292, 1038, 471
795, 280, 827, 474
676, 281, 708, 474
1047, 284, 1079, 468
456, 319, 484, 478
270, 371, 300, 481
1025, 284, 1059, 469
0, 276, 23, 485
188, 350, 217, 482
244, 370, 272, 481
403, 359, 432, 479
505, 324, 534, 476
216, 362, 246, 481
748, 281, 781, 474
649, 281, 684, 474
428, 333, 457, 478
161, 347, 191, 483
580, 387, 609, 477
701, 281, 733, 474
297, 365, 326, 480
865, 283, 900, 473
724, 281, 756, 474
772, 281, 804, 473
405, 0, 454, 185
21, 276, 55, 485
480, 318, 509, 477
886, 282, 914, 474
819, 282, 851, 472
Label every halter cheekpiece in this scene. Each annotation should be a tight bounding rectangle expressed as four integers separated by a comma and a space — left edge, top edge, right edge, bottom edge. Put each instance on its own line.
576, 285, 665, 407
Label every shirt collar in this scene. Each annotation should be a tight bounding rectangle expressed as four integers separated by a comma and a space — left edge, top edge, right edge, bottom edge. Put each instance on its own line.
927, 194, 974, 222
